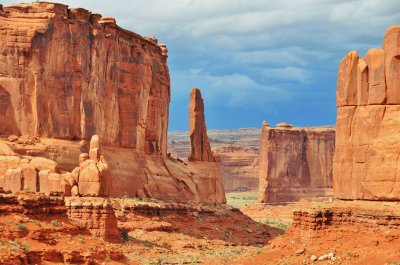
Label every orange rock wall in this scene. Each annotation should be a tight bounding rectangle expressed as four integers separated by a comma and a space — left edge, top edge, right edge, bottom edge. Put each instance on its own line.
0, 2, 169, 154
334, 25, 400, 200
0, 2, 225, 203
258, 124, 335, 203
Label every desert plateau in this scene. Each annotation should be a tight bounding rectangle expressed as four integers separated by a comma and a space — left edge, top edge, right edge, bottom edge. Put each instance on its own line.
0, 1, 400, 264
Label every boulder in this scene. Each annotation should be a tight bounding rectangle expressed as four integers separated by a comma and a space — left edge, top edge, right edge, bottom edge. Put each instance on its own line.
48, 173, 62, 194
4, 168, 23, 193
38, 170, 49, 194
29, 157, 58, 173
0, 142, 15, 156
79, 153, 89, 166
22, 167, 38, 192
89, 148, 99, 161
78, 135, 111, 197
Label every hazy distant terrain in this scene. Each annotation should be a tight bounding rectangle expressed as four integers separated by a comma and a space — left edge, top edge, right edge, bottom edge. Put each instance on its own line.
168, 128, 261, 192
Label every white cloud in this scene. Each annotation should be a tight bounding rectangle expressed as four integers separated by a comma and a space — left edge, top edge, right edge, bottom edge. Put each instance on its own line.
2, 0, 399, 127
261, 67, 312, 84
172, 68, 292, 106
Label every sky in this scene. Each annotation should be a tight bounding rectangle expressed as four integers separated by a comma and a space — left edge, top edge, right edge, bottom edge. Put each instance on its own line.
2, 0, 400, 130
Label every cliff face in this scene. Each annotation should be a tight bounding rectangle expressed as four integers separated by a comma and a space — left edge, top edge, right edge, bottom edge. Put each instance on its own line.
258, 122, 335, 203
0, 2, 225, 203
334, 25, 400, 200
0, 2, 169, 153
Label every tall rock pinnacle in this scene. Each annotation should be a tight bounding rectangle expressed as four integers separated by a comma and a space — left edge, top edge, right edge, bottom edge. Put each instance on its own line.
188, 88, 215, 162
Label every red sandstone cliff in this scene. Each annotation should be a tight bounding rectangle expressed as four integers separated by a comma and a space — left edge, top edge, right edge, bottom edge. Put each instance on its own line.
258, 122, 335, 203
0, 2, 169, 153
0, 2, 225, 203
334, 25, 400, 200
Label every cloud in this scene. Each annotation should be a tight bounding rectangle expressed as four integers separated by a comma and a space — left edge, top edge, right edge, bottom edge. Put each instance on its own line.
2, 0, 400, 129
171, 68, 292, 107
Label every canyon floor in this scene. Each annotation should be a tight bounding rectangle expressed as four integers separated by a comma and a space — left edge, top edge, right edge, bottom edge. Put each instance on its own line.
1, 192, 400, 264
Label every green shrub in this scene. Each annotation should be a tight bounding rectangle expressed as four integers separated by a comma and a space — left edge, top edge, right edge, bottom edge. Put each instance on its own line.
50, 220, 60, 227
20, 242, 30, 251
120, 230, 129, 242
17, 223, 26, 231
32, 220, 42, 227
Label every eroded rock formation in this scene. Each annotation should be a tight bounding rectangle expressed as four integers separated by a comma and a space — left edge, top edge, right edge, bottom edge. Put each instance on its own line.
0, 2, 225, 203
188, 88, 215, 162
0, 2, 169, 153
65, 197, 118, 239
258, 122, 335, 203
0, 135, 110, 197
334, 25, 400, 200
185, 88, 225, 203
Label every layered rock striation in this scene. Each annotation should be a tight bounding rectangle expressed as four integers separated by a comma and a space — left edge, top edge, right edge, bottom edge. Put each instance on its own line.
334, 25, 400, 200
0, 2, 169, 153
65, 197, 119, 239
258, 122, 335, 203
0, 2, 225, 203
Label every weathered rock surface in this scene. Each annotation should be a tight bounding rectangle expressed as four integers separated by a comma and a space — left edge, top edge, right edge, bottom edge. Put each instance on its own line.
241, 200, 400, 264
0, 135, 110, 197
334, 25, 400, 200
259, 122, 335, 203
77, 135, 111, 196
188, 88, 215, 162
0, 2, 226, 203
65, 197, 118, 238
0, 2, 170, 153
185, 88, 225, 202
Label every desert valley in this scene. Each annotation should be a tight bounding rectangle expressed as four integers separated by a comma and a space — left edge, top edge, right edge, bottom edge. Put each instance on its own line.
0, 1, 400, 264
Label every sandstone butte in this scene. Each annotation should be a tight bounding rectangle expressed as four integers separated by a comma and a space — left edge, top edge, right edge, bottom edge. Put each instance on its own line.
334, 25, 400, 200
258, 121, 335, 203
0, 2, 226, 203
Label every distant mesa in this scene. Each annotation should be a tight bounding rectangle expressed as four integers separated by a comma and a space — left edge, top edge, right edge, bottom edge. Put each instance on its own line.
276, 122, 294, 129
262, 121, 270, 127
259, 123, 335, 203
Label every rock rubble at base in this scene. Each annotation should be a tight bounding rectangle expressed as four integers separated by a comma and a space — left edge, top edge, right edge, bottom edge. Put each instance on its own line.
0, 135, 110, 197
